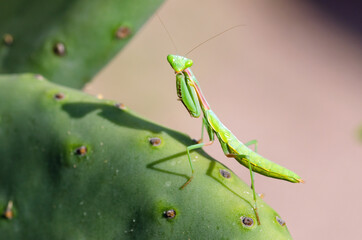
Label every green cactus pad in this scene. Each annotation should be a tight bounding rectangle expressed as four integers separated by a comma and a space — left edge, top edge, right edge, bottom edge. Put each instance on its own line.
0, 0, 164, 89
0, 74, 293, 239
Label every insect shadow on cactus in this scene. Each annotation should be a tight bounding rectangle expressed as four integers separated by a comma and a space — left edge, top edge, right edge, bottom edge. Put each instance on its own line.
146, 149, 256, 213
146, 151, 195, 182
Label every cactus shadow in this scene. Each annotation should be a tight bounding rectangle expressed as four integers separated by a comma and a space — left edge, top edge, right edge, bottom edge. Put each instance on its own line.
147, 152, 255, 208
146, 151, 192, 185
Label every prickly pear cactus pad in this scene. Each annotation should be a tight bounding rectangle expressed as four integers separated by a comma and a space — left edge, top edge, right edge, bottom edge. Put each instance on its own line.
0, 0, 164, 89
0, 74, 293, 239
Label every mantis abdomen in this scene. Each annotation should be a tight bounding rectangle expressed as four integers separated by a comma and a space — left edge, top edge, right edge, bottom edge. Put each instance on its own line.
232, 145, 302, 183
207, 109, 303, 183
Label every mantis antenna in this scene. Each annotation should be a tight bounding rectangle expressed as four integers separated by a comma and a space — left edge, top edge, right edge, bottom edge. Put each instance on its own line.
184, 24, 245, 56
157, 13, 244, 56
156, 13, 178, 53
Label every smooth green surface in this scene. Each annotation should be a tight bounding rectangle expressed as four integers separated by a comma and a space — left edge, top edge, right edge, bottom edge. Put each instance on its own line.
0, 0, 164, 89
0, 74, 293, 239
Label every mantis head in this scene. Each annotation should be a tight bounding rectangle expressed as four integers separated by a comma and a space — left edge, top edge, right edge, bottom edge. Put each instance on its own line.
167, 55, 193, 73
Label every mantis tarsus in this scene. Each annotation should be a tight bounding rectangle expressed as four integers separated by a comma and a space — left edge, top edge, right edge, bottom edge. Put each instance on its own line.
167, 54, 303, 224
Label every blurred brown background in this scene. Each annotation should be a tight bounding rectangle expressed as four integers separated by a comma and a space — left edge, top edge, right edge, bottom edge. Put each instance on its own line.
85, 0, 362, 239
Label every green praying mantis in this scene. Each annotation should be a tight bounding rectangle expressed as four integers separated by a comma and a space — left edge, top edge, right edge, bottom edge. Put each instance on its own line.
167, 54, 303, 224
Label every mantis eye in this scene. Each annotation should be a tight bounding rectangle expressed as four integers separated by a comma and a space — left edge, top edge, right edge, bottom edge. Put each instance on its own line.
184, 59, 193, 69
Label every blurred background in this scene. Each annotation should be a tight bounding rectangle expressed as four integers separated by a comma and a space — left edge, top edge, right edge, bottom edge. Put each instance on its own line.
85, 0, 362, 239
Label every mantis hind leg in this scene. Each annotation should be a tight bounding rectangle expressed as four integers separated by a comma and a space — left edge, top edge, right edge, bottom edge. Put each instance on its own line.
226, 151, 261, 225
244, 140, 260, 224
247, 157, 261, 225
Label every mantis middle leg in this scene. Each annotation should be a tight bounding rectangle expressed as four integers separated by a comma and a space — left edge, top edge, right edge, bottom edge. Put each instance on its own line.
181, 118, 214, 189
